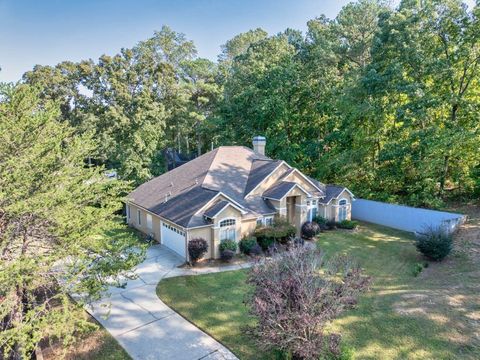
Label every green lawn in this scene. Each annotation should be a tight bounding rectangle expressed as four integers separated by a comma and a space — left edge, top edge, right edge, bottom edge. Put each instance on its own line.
157, 222, 480, 359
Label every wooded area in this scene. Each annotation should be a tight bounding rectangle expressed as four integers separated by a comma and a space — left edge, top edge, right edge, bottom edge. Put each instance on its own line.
16, 0, 480, 207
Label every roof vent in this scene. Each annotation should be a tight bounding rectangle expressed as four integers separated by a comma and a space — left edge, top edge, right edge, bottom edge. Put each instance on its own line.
252, 136, 266, 156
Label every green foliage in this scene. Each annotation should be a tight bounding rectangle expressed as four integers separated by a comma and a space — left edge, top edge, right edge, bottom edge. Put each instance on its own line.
337, 220, 359, 229
0, 84, 144, 359
253, 227, 274, 251
314, 216, 327, 225
239, 236, 257, 255
20, 1, 480, 205
219, 239, 237, 252
415, 226, 453, 261
23, 26, 221, 185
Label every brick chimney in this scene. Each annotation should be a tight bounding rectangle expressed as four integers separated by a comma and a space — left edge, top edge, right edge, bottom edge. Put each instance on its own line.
252, 136, 266, 156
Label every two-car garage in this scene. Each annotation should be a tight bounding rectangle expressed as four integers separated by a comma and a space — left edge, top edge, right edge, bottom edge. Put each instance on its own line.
160, 222, 186, 259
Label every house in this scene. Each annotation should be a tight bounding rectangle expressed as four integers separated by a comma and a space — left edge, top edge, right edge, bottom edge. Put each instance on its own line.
126, 136, 354, 260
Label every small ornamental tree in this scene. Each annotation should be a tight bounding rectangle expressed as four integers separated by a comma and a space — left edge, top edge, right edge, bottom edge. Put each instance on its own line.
188, 238, 208, 264
301, 221, 321, 239
245, 246, 371, 359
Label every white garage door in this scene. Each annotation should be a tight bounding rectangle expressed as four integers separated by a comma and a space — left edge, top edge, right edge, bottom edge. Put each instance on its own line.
161, 222, 186, 258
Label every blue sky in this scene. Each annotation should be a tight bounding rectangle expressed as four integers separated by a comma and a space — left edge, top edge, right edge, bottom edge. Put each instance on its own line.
0, 0, 351, 82
0, 0, 475, 83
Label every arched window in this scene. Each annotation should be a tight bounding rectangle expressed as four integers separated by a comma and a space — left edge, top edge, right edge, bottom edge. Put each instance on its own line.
338, 199, 348, 221
220, 218, 236, 227
219, 218, 236, 241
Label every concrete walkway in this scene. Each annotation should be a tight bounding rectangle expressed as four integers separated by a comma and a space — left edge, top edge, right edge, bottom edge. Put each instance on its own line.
85, 245, 251, 360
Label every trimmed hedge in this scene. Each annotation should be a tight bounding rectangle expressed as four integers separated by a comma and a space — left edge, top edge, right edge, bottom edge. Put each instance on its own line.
219, 239, 237, 252
337, 220, 359, 229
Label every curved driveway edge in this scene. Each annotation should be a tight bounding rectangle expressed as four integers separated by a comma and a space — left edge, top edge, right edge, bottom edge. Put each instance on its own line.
85, 245, 251, 360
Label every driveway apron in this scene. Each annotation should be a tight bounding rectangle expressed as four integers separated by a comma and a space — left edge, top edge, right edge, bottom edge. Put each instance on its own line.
85, 245, 238, 360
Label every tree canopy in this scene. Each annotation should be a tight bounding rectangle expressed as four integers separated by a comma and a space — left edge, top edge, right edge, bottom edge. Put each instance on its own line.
19, 1, 480, 206
0, 84, 144, 359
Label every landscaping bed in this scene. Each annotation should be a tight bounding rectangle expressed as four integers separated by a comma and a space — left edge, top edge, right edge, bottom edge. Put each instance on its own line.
157, 221, 479, 359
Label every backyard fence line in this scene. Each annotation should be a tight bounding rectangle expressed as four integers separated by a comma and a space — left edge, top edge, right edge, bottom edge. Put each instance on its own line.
351, 199, 466, 234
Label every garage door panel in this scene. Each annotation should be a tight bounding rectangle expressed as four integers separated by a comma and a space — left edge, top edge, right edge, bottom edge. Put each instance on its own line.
161, 223, 186, 259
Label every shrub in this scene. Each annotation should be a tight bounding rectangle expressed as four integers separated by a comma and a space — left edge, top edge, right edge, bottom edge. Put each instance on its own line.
219, 239, 237, 252
245, 247, 370, 359
250, 243, 263, 256
325, 220, 337, 230
301, 221, 321, 239
415, 226, 453, 261
239, 236, 257, 255
337, 220, 358, 230
220, 249, 235, 262
313, 216, 327, 225
412, 263, 424, 277
188, 238, 208, 264
254, 227, 274, 251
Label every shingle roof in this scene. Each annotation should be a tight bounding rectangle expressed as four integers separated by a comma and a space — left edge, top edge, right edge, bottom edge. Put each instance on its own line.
148, 187, 218, 227
203, 200, 230, 219
262, 181, 298, 200
128, 145, 349, 228
244, 160, 283, 195
318, 185, 347, 205
128, 146, 280, 227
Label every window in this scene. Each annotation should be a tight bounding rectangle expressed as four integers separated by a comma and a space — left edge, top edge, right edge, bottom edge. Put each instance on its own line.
137, 210, 141, 225
219, 218, 236, 227
256, 218, 263, 226
264, 217, 274, 226
146, 214, 153, 230
311, 207, 318, 219
338, 199, 348, 221
220, 218, 236, 241
126, 205, 130, 219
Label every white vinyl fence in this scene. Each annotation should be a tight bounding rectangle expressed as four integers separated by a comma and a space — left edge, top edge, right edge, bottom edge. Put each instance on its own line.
352, 199, 466, 234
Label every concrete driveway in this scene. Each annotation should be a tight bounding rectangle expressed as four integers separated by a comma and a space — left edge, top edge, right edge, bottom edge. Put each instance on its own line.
86, 245, 239, 360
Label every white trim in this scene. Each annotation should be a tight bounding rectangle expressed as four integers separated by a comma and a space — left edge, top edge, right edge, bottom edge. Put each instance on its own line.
295, 204, 308, 208
282, 168, 324, 193
195, 191, 247, 216
320, 188, 355, 206
204, 201, 245, 219
219, 217, 237, 227
244, 161, 291, 197
263, 183, 312, 201
218, 217, 237, 242
264, 216, 274, 226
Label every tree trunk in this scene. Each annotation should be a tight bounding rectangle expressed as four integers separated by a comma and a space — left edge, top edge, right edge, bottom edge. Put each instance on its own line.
439, 154, 450, 194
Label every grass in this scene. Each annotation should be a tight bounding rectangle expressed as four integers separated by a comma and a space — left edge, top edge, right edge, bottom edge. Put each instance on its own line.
157, 221, 480, 360
43, 311, 131, 360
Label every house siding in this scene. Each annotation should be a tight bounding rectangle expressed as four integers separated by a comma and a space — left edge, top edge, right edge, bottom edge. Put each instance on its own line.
249, 163, 290, 196
187, 226, 214, 260
319, 190, 353, 222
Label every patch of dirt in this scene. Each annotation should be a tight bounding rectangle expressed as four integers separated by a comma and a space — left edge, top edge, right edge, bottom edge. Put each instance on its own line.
393, 203, 480, 352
